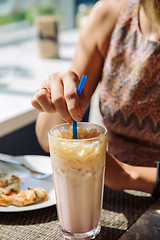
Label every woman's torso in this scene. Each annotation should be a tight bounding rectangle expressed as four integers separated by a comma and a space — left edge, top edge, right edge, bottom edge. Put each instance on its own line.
99, 0, 160, 166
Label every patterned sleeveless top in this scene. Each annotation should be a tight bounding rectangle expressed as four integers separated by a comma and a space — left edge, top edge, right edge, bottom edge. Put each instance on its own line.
99, 0, 160, 166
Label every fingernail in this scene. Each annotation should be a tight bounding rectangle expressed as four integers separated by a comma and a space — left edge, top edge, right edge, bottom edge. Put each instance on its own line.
75, 114, 82, 122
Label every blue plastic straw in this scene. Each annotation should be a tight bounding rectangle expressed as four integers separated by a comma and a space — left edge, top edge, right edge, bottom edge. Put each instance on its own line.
73, 75, 87, 139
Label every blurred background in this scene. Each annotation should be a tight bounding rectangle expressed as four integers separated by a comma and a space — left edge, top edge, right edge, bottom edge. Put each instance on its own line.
0, 0, 102, 156
0, 0, 98, 29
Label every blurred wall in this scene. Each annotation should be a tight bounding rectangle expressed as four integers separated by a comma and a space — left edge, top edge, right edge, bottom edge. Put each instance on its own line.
54, 0, 75, 29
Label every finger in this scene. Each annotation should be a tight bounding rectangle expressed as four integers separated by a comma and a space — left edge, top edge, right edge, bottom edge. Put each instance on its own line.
34, 88, 56, 113
63, 75, 83, 122
31, 97, 44, 112
50, 77, 72, 123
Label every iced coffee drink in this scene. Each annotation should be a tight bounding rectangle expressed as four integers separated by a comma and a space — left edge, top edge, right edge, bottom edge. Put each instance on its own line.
48, 122, 107, 239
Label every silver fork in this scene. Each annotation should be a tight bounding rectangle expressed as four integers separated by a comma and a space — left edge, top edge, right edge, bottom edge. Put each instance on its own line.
0, 155, 52, 180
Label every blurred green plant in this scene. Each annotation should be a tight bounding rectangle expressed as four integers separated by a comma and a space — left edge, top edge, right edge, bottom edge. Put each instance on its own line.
25, 7, 35, 25
0, 4, 56, 25
37, 5, 55, 16
26, 4, 56, 25
0, 11, 26, 25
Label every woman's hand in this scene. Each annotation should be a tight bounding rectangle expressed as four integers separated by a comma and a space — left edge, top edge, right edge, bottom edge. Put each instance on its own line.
31, 70, 86, 124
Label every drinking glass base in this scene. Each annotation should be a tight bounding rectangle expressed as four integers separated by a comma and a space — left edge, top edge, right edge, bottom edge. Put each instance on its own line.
62, 224, 101, 239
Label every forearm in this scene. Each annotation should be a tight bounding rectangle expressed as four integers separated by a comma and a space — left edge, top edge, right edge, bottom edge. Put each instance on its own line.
126, 164, 156, 194
36, 112, 65, 152
105, 152, 156, 194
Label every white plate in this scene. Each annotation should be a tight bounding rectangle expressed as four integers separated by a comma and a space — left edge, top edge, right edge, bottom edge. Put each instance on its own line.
0, 155, 56, 212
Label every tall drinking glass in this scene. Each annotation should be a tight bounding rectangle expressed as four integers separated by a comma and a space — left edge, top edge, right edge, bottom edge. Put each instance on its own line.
48, 122, 107, 239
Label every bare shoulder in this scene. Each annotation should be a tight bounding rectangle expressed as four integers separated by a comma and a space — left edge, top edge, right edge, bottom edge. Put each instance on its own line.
87, 0, 124, 26
83, 0, 125, 57
78, 0, 126, 45
92, 0, 124, 16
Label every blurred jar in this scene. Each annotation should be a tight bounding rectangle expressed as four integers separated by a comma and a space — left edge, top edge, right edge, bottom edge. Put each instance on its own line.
35, 15, 58, 58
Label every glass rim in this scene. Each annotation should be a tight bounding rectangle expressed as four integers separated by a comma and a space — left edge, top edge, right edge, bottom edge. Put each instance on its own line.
48, 122, 107, 142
